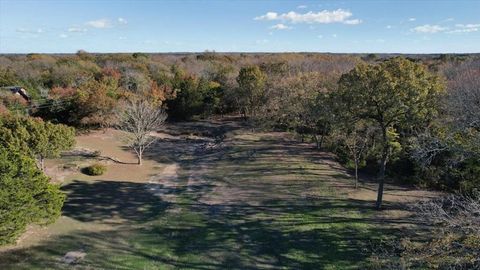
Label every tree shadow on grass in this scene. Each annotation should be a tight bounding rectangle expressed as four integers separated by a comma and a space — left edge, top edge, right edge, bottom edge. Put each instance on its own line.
0, 196, 402, 270
0, 119, 433, 269
61, 180, 170, 223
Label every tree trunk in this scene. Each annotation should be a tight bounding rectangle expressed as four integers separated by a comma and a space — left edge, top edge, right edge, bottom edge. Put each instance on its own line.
313, 134, 322, 149
354, 160, 358, 189
137, 151, 143, 165
40, 156, 45, 171
242, 109, 247, 121
376, 128, 389, 210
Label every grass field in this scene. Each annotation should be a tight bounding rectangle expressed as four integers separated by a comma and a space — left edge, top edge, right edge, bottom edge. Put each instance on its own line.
0, 119, 438, 269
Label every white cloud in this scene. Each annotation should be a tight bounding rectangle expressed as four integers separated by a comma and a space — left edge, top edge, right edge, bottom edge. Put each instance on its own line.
456, 23, 480, 29
447, 23, 480, 33
68, 27, 87, 32
143, 40, 155, 44
412, 24, 447, 33
297, 5, 307, 9
255, 12, 278, 20
59, 34, 68, 38
16, 28, 43, 33
86, 19, 111, 28
317, 34, 323, 39
386, 25, 393, 29
255, 9, 361, 25
408, 18, 416, 22
270, 23, 291, 30
344, 19, 362, 25
448, 29, 476, 33
332, 34, 337, 38
412, 22, 480, 34
118, 17, 128, 24
255, 39, 269, 44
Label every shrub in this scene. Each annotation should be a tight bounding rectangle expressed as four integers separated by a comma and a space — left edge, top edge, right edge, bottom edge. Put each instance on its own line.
83, 163, 107, 176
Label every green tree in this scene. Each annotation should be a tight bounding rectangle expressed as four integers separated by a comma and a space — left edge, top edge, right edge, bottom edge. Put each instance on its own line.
336, 57, 444, 209
0, 144, 65, 245
0, 116, 75, 171
236, 66, 267, 118
167, 73, 204, 120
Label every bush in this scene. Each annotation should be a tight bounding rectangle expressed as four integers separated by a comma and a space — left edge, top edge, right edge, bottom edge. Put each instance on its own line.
83, 163, 107, 176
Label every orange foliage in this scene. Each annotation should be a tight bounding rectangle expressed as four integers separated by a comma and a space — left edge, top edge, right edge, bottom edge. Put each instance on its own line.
146, 81, 175, 106
0, 104, 9, 115
102, 67, 122, 80
49, 86, 77, 99
3, 94, 28, 106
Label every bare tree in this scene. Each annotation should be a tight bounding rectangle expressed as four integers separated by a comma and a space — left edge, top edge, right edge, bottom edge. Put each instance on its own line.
342, 123, 374, 189
116, 99, 167, 165
409, 129, 451, 167
447, 61, 480, 153
368, 194, 480, 269
412, 60, 480, 168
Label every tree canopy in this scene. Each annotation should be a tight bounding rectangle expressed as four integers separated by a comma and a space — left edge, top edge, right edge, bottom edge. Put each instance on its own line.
0, 145, 65, 244
0, 116, 75, 170
336, 57, 444, 208
236, 66, 267, 118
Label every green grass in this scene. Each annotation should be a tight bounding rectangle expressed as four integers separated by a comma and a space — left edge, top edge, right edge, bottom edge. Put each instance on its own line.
0, 126, 400, 270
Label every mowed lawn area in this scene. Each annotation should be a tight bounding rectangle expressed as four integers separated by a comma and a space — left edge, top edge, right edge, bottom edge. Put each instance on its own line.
0, 119, 437, 269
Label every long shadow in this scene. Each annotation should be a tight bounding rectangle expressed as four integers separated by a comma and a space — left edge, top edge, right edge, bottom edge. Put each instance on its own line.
0, 194, 404, 269
61, 180, 170, 223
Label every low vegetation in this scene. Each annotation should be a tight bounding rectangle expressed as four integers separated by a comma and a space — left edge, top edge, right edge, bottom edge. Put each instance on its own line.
82, 163, 107, 176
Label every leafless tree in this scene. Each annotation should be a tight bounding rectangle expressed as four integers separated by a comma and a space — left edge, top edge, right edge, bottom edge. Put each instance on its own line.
447, 61, 480, 132
410, 59, 480, 167
341, 123, 375, 188
409, 130, 451, 167
368, 194, 480, 269
116, 99, 167, 165
415, 194, 480, 233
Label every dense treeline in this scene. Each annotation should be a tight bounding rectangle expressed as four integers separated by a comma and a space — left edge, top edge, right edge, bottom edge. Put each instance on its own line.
0, 51, 478, 198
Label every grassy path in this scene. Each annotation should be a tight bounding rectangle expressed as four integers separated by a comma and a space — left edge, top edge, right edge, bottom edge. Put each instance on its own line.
0, 120, 425, 269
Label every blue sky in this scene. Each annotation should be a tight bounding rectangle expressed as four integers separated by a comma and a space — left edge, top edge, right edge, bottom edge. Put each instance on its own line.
0, 0, 479, 53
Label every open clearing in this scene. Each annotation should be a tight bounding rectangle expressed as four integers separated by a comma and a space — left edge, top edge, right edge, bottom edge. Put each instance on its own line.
0, 119, 438, 269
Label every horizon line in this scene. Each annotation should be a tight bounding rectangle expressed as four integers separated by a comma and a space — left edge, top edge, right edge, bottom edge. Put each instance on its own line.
1, 51, 479, 55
